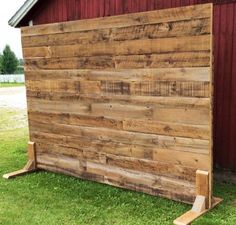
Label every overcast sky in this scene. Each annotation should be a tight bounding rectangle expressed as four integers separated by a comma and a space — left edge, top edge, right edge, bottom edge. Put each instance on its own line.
0, 0, 26, 58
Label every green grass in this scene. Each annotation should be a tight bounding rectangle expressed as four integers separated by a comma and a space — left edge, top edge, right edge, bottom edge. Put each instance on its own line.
0, 109, 236, 225
0, 83, 25, 88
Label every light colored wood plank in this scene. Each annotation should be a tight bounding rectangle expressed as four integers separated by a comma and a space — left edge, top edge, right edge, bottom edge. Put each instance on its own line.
196, 170, 210, 209
91, 103, 153, 119
23, 35, 211, 59
35, 141, 210, 169
153, 107, 209, 125
21, 4, 212, 36
28, 141, 36, 163
3, 142, 37, 179
123, 119, 209, 139
173, 197, 222, 225
115, 51, 210, 69
24, 51, 210, 70
28, 111, 124, 130
26, 79, 210, 98
28, 99, 90, 114
27, 92, 210, 109
3, 169, 33, 179
105, 154, 196, 182
192, 195, 206, 213
153, 149, 210, 170
30, 126, 210, 155
22, 18, 211, 47
27, 98, 210, 123
36, 153, 196, 203
26, 79, 81, 93
25, 68, 211, 82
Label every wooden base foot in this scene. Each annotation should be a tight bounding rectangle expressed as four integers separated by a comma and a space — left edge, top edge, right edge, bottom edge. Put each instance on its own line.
173, 197, 222, 225
3, 142, 37, 179
173, 170, 223, 225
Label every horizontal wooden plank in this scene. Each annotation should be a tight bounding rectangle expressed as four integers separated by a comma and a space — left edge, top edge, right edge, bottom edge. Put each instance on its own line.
29, 121, 210, 153
26, 80, 80, 93
29, 102, 209, 133
22, 18, 211, 48
24, 51, 211, 70
90, 103, 153, 119
21, 4, 212, 36
28, 99, 209, 124
28, 111, 125, 130
93, 102, 208, 124
85, 161, 195, 203
105, 154, 196, 182
35, 141, 210, 170
25, 68, 211, 82
28, 99, 90, 114
29, 110, 210, 140
23, 35, 211, 59
27, 92, 210, 109
27, 80, 101, 94
153, 107, 209, 125
26, 79, 209, 98
123, 119, 209, 139
114, 52, 211, 69
37, 158, 195, 204
24, 56, 115, 70
36, 143, 105, 164
36, 152, 196, 189
28, 99, 209, 125
31, 131, 209, 161
101, 80, 210, 97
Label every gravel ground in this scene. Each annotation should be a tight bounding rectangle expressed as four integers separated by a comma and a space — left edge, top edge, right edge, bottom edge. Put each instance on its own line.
0, 86, 28, 130
0, 87, 27, 109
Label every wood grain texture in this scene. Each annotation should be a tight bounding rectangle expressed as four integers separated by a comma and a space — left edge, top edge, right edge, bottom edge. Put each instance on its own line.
21, 4, 212, 36
22, 18, 211, 48
22, 4, 213, 204
23, 35, 211, 59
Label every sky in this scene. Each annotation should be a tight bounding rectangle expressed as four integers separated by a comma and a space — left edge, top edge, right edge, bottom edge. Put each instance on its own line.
0, 0, 26, 58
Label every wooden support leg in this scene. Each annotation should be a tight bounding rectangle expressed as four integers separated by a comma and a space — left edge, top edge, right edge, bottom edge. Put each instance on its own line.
173, 170, 222, 225
3, 142, 37, 179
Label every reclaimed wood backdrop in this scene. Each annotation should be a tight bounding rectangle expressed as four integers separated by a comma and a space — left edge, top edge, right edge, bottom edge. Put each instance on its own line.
22, 4, 213, 204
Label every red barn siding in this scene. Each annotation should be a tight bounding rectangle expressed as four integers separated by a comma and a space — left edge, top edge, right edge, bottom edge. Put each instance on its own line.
19, 0, 236, 171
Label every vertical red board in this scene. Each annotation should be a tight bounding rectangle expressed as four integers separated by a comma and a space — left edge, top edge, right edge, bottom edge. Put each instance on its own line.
229, 4, 236, 169
213, 4, 221, 168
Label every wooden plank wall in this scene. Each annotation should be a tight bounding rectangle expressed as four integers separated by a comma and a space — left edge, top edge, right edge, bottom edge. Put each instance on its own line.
21, 4, 213, 204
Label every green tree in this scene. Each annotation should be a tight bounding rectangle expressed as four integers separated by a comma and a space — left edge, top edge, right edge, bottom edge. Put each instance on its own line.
1, 45, 18, 74
15, 58, 24, 74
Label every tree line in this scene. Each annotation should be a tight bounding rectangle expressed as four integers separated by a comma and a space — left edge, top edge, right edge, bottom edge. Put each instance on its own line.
0, 45, 24, 74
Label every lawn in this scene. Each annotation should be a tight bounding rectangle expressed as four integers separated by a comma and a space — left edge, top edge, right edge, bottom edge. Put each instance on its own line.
0, 109, 236, 225
0, 83, 25, 88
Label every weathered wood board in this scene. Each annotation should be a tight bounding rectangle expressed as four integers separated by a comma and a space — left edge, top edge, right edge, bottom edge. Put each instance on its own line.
22, 4, 213, 204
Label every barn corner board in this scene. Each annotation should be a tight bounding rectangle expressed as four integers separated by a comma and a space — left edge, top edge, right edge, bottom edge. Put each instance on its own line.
5, 3, 222, 224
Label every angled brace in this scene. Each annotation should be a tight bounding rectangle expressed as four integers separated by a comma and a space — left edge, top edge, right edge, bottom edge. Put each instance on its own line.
3, 141, 37, 179
173, 170, 222, 225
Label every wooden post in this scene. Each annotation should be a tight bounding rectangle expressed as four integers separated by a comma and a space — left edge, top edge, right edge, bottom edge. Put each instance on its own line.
173, 170, 222, 225
3, 142, 37, 179
196, 170, 210, 209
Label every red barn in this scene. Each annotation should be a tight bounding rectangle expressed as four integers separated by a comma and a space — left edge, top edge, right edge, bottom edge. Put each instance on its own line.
9, 0, 236, 172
